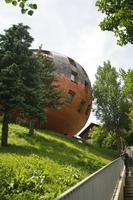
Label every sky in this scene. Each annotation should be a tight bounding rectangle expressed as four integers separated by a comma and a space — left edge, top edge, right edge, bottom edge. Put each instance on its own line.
0, 0, 133, 128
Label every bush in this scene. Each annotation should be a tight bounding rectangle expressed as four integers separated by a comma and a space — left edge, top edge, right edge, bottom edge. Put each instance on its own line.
0, 156, 82, 200
0, 115, 3, 123
90, 127, 116, 149
16, 119, 29, 128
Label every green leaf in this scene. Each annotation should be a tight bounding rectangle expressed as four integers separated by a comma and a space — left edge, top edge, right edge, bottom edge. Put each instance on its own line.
5, 0, 12, 3
21, 8, 27, 14
32, 4, 37, 9
29, 4, 37, 9
12, 1, 17, 6
96, 0, 133, 45
19, 2, 24, 8
29, 3, 33, 9
28, 10, 34, 16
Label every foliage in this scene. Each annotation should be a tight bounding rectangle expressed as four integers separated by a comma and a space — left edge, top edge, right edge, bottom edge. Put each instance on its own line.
121, 69, 133, 101
96, 0, 133, 45
120, 69, 133, 144
93, 61, 130, 153
0, 23, 34, 146
90, 127, 106, 147
0, 24, 33, 106
0, 23, 33, 114
125, 107, 133, 145
90, 127, 116, 149
0, 23, 62, 145
0, 160, 81, 200
128, 108, 133, 133
4, 0, 37, 15
0, 123, 116, 199
20, 53, 63, 136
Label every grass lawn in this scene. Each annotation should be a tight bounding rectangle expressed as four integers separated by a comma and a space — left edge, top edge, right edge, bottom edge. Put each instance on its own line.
0, 123, 117, 200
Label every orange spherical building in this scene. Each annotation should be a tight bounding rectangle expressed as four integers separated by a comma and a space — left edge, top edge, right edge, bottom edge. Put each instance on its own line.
34, 49, 92, 136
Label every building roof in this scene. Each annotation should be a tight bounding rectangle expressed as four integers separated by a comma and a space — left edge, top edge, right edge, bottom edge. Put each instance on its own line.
79, 123, 100, 138
32, 49, 91, 87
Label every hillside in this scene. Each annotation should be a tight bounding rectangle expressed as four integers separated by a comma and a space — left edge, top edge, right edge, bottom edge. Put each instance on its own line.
0, 123, 117, 200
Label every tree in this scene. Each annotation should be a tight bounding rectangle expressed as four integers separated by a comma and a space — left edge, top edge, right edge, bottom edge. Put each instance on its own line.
125, 70, 133, 133
122, 69, 133, 101
121, 69, 133, 139
96, 0, 133, 45
4, 0, 37, 15
0, 23, 63, 145
128, 109, 133, 133
22, 54, 63, 136
93, 61, 130, 153
19, 54, 45, 136
90, 126, 116, 149
0, 23, 34, 146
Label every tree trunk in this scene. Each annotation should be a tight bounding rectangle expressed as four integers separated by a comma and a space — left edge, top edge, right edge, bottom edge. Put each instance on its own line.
29, 120, 34, 136
1, 111, 9, 146
115, 128, 122, 155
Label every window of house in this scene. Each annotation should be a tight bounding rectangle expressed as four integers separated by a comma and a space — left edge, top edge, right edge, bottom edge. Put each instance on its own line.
77, 100, 85, 112
68, 57, 77, 67
85, 105, 91, 115
71, 71, 78, 83
66, 91, 75, 104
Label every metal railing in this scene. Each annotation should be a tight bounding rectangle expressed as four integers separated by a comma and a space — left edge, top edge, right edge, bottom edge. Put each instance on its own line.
54, 157, 124, 200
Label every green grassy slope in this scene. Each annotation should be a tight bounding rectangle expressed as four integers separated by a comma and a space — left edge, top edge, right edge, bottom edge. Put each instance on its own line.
0, 124, 117, 200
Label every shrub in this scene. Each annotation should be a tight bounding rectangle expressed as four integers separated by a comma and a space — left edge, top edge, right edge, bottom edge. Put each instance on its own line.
90, 127, 116, 149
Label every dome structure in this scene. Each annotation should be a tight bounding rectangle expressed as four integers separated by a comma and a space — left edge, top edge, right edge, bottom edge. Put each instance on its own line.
33, 49, 92, 136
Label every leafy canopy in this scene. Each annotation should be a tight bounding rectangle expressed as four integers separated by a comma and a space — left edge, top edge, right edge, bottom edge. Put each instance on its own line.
0, 23, 35, 146
93, 61, 121, 127
93, 61, 130, 153
4, 0, 37, 15
0, 23, 33, 112
96, 0, 133, 45
121, 69, 133, 137
90, 127, 116, 149
122, 69, 133, 101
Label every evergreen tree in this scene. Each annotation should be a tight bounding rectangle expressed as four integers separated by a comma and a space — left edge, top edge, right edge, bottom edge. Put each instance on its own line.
22, 53, 63, 136
0, 23, 33, 146
0, 23, 62, 146
19, 54, 45, 136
